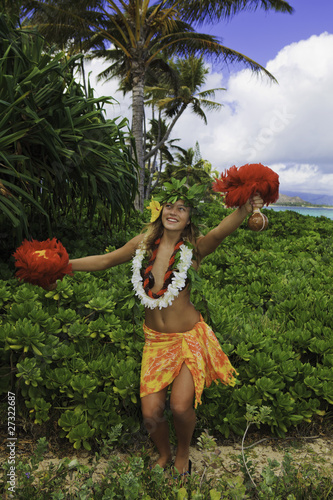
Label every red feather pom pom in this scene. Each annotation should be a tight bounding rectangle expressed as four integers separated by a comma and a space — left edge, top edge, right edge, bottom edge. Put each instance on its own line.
212, 163, 279, 207
13, 238, 73, 288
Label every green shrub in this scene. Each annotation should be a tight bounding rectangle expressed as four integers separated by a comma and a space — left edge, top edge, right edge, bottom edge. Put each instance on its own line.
1, 203, 333, 447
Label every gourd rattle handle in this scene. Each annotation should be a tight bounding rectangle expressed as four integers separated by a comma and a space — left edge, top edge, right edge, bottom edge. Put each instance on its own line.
248, 208, 269, 232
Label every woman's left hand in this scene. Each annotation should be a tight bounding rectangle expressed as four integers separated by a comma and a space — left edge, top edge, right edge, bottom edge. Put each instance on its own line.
244, 193, 264, 214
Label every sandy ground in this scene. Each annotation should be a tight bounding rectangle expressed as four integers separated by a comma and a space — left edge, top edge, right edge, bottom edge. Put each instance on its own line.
190, 435, 333, 480
1, 429, 333, 500
3, 433, 331, 484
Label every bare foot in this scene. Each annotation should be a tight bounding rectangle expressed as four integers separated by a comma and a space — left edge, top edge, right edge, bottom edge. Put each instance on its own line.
173, 456, 190, 475
153, 454, 173, 469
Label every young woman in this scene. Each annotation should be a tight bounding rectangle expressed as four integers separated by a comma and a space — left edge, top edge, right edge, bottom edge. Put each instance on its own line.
68, 184, 263, 474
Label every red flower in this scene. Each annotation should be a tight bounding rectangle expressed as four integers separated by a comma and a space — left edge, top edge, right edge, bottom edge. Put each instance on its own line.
13, 238, 73, 288
212, 163, 279, 207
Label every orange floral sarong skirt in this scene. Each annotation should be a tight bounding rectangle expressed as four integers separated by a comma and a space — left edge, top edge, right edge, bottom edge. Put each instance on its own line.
140, 315, 238, 408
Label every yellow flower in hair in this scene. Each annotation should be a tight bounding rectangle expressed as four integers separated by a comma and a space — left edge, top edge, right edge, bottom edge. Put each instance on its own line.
147, 199, 162, 222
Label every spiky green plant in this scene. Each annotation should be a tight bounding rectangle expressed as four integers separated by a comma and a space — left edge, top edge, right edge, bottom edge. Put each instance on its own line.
0, 14, 137, 243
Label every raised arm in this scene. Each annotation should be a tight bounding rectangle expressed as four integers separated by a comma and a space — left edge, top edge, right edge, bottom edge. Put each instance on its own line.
197, 195, 263, 259
69, 234, 144, 272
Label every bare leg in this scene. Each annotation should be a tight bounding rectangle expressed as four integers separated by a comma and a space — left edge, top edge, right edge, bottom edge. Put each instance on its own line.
170, 363, 196, 474
141, 387, 172, 467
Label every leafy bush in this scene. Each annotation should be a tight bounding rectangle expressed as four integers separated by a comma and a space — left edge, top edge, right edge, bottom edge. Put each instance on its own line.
0, 268, 143, 450
194, 205, 333, 437
0, 13, 137, 247
0, 203, 332, 448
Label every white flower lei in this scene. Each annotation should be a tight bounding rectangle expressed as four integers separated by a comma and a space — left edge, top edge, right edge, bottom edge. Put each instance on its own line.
131, 242, 193, 310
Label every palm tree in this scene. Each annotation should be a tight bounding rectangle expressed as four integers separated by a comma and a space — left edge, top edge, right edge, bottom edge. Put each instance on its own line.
159, 144, 213, 187
21, 0, 102, 96
21, 0, 293, 210
144, 117, 180, 199
143, 55, 223, 199
144, 56, 224, 163
0, 0, 23, 25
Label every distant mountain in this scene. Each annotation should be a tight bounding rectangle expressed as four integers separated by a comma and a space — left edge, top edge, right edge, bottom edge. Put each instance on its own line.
276, 192, 333, 207
274, 193, 313, 206
275, 194, 309, 206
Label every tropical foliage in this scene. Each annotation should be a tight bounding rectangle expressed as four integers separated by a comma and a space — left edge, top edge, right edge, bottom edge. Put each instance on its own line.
143, 55, 223, 196
0, 14, 137, 247
157, 143, 217, 187
149, 56, 223, 126
19, 0, 293, 209
144, 117, 179, 199
1, 204, 332, 451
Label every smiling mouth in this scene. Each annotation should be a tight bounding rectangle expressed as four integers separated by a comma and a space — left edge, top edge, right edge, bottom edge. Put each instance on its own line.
166, 218, 178, 223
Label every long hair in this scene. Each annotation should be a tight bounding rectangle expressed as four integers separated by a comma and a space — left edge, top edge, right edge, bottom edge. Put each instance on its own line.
141, 205, 201, 263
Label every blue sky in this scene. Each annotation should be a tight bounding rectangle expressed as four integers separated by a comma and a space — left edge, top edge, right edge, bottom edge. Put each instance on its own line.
172, 0, 333, 198
87, 0, 333, 198
205, 0, 333, 68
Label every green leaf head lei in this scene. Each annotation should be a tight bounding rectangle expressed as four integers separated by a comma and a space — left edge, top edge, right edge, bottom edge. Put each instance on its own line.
147, 177, 211, 226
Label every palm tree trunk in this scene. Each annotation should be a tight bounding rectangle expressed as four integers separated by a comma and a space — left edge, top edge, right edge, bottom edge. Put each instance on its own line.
132, 63, 145, 211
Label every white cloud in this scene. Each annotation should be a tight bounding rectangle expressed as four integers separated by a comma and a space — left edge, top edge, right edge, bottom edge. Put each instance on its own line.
172, 32, 333, 195
83, 58, 132, 122
84, 34, 333, 196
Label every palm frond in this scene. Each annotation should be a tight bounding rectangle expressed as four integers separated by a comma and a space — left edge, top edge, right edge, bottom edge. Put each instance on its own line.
190, 100, 207, 124
170, 0, 294, 25
197, 88, 225, 99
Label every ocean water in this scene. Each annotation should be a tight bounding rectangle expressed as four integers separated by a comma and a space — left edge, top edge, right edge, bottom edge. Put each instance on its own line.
267, 206, 333, 220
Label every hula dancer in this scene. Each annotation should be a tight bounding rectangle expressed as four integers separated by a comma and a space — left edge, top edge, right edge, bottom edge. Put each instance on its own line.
66, 178, 263, 474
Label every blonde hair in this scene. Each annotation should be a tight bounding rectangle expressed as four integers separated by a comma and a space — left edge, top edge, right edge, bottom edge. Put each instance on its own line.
141, 206, 201, 263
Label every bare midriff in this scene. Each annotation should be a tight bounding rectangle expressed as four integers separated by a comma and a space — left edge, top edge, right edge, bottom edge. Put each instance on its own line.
144, 287, 200, 333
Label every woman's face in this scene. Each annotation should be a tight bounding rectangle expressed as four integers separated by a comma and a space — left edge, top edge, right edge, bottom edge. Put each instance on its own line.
161, 199, 191, 231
